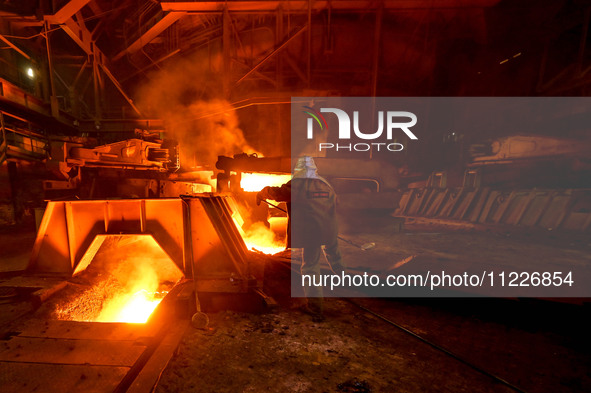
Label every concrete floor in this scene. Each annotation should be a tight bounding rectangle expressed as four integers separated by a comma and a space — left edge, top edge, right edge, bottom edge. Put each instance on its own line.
0, 227, 36, 273
143, 221, 591, 392
1, 221, 590, 392
155, 296, 590, 393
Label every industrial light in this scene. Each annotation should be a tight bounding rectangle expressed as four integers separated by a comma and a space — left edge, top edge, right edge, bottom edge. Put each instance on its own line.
26, 67, 34, 78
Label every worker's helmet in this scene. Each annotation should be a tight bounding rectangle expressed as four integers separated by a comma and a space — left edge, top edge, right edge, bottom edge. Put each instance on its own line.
293, 156, 318, 178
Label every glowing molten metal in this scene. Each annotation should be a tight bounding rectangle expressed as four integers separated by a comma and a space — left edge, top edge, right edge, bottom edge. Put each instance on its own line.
239, 222, 286, 255
240, 173, 291, 192
115, 291, 162, 323
55, 235, 184, 324
97, 289, 166, 324
227, 184, 288, 255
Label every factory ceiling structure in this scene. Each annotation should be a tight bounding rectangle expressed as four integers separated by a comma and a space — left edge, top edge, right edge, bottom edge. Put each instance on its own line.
0, 0, 589, 191
2, 0, 591, 131
1, 1, 591, 229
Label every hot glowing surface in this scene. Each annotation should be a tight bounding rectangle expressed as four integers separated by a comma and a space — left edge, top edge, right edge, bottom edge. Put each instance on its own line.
240, 173, 291, 192
100, 290, 164, 323
56, 235, 184, 324
233, 219, 286, 255
241, 222, 286, 254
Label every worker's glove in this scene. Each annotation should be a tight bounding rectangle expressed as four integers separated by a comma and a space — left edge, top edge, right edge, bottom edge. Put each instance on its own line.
256, 187, 271, 206
256, 190, 265, 206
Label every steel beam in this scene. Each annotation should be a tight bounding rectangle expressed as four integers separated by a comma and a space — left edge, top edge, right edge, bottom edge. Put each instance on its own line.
78, 119, 164, 133
0, 112, 6, 165
161, 0, 501, 12
306, 0, 311, 86
0, 34, 31, 60
58, 17, 95, 56
223, 6, 231, 96
45, 15, 142, 116
234, 25, 307, 86
98, 64, 142, 115
284, 54, 307, 83
44, 0, 92, 24
44, 21, 59, 118
113, 12, 186, 61
371, 6, 383, 97
232, 59, 277, 86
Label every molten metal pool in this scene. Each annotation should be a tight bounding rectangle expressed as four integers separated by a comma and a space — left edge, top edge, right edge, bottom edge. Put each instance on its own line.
53, 235, 183, 324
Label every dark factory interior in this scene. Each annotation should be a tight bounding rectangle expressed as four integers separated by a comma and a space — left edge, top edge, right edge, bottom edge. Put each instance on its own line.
1, 1, 591, 392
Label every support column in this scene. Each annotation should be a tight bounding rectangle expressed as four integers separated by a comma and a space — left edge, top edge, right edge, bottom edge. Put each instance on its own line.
369, 6, 383, 160
307, 0, 312, 87
44, 21, 59, 118
92, 54, 102, 122
371, 5, 383, 97
223, 6, 231, 98
276, 5, 284, 89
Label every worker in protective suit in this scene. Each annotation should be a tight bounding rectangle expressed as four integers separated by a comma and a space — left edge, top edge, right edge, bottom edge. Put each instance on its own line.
257, 156, 344, 320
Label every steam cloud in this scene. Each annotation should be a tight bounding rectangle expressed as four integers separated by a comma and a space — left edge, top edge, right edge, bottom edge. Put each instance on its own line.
136, 58, 260, 168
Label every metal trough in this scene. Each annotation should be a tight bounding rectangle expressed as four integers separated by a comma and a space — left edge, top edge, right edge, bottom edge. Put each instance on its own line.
28, 195, 263, 295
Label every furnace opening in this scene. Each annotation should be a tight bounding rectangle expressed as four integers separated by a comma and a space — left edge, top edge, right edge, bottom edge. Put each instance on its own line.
240, 173, 292, 192
52, 235, 184, 323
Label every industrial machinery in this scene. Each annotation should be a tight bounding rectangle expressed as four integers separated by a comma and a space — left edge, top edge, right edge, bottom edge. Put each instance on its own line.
27, 194, 269, 320
395, 135, 591, 230
215, 153, 406, 236
215, 153, 403, 208
44, 136, 215, 200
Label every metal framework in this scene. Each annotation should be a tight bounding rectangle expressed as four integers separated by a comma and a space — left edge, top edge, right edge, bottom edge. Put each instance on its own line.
3, 0, 590, 126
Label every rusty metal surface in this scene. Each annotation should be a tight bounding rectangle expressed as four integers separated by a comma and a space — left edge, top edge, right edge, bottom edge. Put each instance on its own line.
183, 195, 262, 293
397, 186, 591, 231
28, 199, 186, 275
17, 320, 157, 341
0, 288, 190, 393
27, 195, 263, 298
216, 154, 291, 174
0, 276, 66, 289
126, 322, 189, 393
0, 362, 129, 393
161, 0, 501, 12
470, 135, 591, 166
0, 309, 185, 392
0, 337, 146, 366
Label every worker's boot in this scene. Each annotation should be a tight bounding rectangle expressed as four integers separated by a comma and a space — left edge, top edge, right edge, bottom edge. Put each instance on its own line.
307, 297, 325, 322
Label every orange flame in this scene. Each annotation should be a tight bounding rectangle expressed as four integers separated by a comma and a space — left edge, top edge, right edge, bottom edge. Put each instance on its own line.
240, 173, 291, 192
